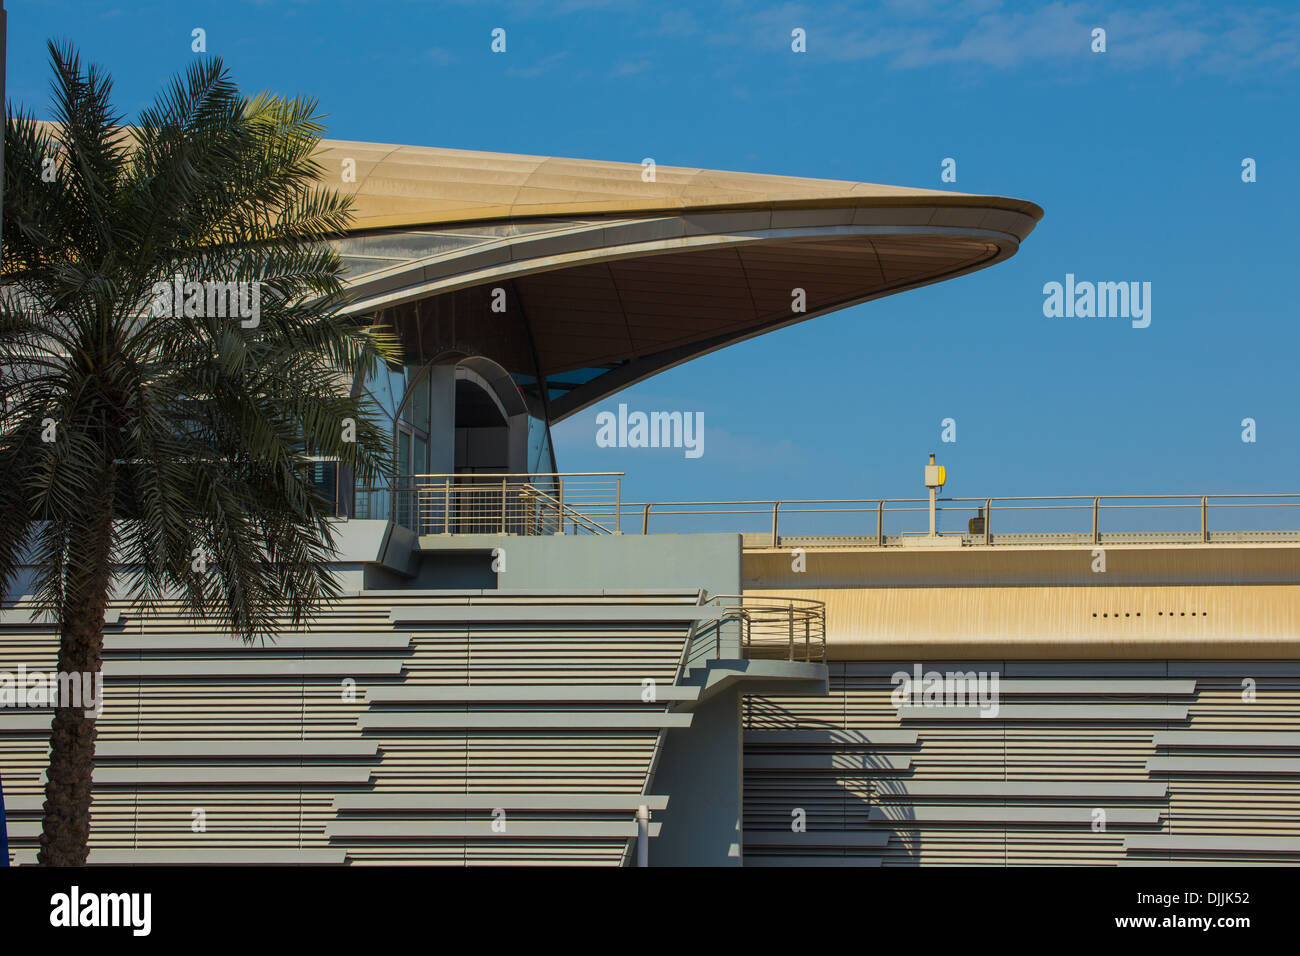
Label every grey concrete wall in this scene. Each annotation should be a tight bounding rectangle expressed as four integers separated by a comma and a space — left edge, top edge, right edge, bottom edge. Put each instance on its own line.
649, 687, 744, 866
462, 532, 742, 597
480, 531, 746, 866
5, 526, 741, 604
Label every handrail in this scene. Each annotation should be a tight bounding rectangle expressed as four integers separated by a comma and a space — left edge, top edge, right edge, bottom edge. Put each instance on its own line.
356, 472, 624, 536
624, 493, 1300, 544
694, 594, 826, 664
521, 483, 613, 535
355, 480, 1300, 545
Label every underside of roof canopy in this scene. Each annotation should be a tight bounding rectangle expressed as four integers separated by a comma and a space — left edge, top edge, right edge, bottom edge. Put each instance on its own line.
319, 140, 1043, 421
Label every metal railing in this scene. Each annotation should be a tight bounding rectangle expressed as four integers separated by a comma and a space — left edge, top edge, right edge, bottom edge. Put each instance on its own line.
356, 473, 622, 536
620, 493, 1300, 547
693, 595, 826, 663
351, 480, 1300, 547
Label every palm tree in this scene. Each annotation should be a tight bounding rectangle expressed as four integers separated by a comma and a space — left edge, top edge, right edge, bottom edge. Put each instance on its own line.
0, 43, 396, 865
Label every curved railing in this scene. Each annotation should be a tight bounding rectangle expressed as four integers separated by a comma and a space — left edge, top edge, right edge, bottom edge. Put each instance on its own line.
694, 594, 826, 664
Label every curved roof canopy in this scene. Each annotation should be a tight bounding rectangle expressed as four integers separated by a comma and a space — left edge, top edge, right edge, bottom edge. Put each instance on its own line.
318, 140, 1043, 421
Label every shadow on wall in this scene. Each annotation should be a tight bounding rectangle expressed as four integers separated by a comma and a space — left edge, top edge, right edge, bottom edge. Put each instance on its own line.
743, 698, 919, 865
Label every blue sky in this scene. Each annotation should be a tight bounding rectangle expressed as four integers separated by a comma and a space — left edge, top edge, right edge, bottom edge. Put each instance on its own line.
7, 0, 1299, 513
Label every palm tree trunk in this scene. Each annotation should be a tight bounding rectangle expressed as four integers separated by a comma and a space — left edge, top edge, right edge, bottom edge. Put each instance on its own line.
38, 513, 113, 866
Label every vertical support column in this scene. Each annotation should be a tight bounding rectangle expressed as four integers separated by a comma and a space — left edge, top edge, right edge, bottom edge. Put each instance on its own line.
636, 805, 649, 867
557, 477, 565, 535
648, 689, 743, 865
427, 364, 457, 473
426, 364, 457, 535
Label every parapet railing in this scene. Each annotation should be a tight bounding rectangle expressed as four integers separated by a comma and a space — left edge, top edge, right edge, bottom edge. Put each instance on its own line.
353, 482, 1300, 547
356, 473, 622, 535
693, 595, 826, 664
621, 493, 1300, 547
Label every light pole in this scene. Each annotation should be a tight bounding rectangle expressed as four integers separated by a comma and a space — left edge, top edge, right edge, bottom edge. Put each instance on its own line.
924, 452, 946, 538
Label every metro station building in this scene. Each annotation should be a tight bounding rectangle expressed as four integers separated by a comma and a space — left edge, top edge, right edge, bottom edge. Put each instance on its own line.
3, 143, 1298, 866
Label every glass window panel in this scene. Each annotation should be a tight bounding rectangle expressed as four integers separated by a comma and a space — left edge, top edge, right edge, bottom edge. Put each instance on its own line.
527, 416, 555, 475
413, 436, 428, 476
406, 372, 431, 432
397, 431, 412, 477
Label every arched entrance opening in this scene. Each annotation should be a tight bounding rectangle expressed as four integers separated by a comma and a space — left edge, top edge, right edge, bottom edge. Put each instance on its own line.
344, 351, 556, 527
453, 376, 508, 473
450, 361, 524, 475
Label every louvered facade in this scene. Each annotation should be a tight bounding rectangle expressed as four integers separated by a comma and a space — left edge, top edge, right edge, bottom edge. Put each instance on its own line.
744, 660, 1300, 866
0, 590, 722, 865
738, 541, 1300, 865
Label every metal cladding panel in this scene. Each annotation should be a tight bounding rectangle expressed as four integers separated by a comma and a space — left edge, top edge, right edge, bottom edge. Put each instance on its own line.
742, 575, 1300, 659
305, 139, 1043, 233
743, 661, 1300, 866
0, 591, 697, 866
